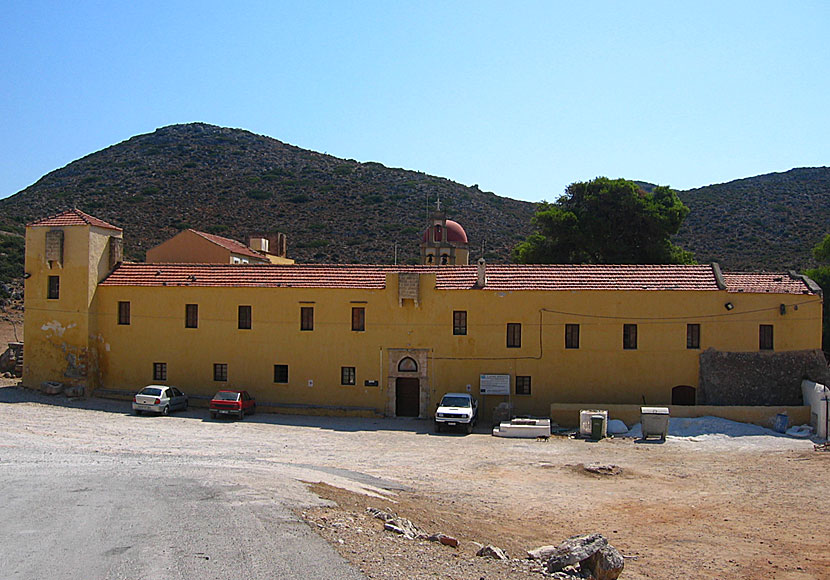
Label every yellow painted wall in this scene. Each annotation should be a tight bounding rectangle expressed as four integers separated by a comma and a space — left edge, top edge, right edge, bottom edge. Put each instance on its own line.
265, 254, 295, 265
88, 269, 822, 418
23, 224, 120, 392
146, 230, 231, 263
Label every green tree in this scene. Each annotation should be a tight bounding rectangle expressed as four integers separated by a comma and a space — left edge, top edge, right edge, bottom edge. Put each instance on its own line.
514, 177, 695, 264
806, 233, 830, 353
812, 233, 830, 262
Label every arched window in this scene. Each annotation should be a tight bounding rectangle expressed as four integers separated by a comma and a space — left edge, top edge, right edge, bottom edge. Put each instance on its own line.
440, 254, 449, 265
434, 225, 443, 242
397, 357, 418, 372
426, 254, 434, 264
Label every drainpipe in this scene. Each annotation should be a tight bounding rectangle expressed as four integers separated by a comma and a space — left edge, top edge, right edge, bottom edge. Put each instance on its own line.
477, 258, 486, 288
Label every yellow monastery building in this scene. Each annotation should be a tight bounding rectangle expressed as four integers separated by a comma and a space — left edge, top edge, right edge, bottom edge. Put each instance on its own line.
22, 210, 825, 420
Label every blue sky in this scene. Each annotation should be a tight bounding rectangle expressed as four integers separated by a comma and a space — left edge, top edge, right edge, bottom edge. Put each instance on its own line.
1, 1, 827, 202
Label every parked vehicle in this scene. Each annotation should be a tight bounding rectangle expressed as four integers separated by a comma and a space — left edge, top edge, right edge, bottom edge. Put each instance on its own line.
434, 392, 478, 433
210, 390, 256, 420
132, 385, 188, 416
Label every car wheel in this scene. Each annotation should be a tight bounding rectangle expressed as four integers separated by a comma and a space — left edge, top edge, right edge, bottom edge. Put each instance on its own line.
466, 422, 474, 434
434, 422, 442, 433
134, 409, 142, 416
210, 411, 217, 419
238, 409, 245, 420
162, 405, 170, 416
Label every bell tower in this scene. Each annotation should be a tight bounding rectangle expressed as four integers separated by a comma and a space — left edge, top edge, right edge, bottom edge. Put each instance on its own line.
419, 198, 469, 265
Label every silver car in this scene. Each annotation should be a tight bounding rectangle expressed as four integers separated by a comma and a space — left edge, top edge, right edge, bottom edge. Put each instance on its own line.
132, 385, 188, 416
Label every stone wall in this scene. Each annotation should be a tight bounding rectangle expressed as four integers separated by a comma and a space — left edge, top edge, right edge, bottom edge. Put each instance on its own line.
698, 348, 830, 405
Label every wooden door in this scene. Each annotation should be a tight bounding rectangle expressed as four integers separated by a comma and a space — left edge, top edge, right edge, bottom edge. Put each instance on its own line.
395, 378, 420, 417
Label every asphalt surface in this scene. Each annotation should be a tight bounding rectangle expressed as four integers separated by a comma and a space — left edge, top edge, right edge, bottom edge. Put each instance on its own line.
0, 388, 367, 580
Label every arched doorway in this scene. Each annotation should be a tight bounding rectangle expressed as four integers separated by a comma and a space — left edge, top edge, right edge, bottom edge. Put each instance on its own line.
387, 349, 429, 417
672, 385, 696, 405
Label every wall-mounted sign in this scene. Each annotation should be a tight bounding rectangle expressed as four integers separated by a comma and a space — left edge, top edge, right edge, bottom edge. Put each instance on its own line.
480, 374, 510, 395
364, 380, 379, 387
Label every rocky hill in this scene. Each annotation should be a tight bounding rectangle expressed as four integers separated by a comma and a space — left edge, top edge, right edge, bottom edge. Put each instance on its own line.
0, 123, 535, 267
1, 123, 829, 294
674, 167, 830, 271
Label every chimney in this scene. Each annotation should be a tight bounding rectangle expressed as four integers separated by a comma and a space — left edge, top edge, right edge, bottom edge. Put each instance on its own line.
477, 258, 486, 287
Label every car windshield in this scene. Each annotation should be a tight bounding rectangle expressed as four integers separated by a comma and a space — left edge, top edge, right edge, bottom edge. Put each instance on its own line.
139, 387, 163, 396
440, 396, 470, 408
214, 391, 240, 401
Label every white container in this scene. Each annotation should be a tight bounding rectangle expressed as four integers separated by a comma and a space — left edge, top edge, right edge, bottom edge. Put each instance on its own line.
802, 380, 829, 439
579, 409, 608, 437
640, 407, 670, 440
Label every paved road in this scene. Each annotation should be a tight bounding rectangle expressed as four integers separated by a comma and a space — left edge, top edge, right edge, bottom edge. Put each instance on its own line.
0, 403, 367, 579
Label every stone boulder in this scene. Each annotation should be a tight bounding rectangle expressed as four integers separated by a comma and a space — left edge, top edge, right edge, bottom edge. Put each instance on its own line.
545, 534, 623, 580
367, 507, 426, 540
476, 545, 508, 560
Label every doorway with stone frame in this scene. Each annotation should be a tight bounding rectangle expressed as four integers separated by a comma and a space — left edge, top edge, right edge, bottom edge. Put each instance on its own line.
386, 349, 429, 418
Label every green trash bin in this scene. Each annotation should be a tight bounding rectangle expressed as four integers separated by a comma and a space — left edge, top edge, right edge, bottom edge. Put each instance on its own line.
590, 415, 605, 440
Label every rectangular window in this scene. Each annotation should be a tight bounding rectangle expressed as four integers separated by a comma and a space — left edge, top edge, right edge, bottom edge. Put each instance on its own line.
185, 304, 198, 328
351, 307, 365, 331
274, 364, 289, 384
687, 323, 701, 349
623, 324, 638, 350
118, 301, 131, 325
565, 324, 580, 349
507, 323, 522, 348
516, 376, 532, 395
47, 275, 60, 299
300, 306, 314, 331
238, 305, 252, 329
759, 324, 774, 350
341, 366, 356, 385
153, 362, 167, 381
453, 311, 467, 335
213, 363, 228, 382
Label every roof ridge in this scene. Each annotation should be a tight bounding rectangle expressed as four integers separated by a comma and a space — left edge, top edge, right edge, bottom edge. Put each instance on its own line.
27, 208, 123, 231
188, 229, 267, 258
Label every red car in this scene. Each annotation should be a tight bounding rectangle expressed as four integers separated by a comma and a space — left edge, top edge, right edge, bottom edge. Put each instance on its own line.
209, 390, 256, 420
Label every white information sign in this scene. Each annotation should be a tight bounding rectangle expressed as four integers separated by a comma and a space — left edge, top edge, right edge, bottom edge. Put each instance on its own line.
479, 374, 510, 395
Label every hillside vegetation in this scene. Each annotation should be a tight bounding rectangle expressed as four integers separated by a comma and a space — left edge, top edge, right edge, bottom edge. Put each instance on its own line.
1, 124, 828, 288
0, 124, 534, 267
674, 167, 830, 271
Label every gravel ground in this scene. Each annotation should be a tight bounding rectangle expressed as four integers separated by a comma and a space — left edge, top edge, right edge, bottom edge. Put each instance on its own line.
2, 379, 829, 579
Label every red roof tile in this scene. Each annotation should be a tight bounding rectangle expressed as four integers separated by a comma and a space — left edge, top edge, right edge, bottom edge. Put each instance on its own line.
97, 263, 819, 294
436, 264, 721, 291
27, 209, 122, 231
101, 263, 391, 288
190, 230, 267, 261
722, 272, 816, 295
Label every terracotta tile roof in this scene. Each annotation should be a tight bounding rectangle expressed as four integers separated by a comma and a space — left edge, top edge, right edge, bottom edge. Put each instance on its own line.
722, 272, 816, 295
100, 263, 392, 288
190, 230, 267, 261
435, 264, 721, 291
27, 209, 122, 231
97, 262, 818, 294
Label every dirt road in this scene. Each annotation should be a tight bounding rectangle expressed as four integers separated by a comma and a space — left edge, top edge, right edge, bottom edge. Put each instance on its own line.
1, 381, 828, 579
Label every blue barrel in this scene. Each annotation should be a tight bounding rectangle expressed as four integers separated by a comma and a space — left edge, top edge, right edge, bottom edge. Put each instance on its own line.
774, 413, 789, 433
